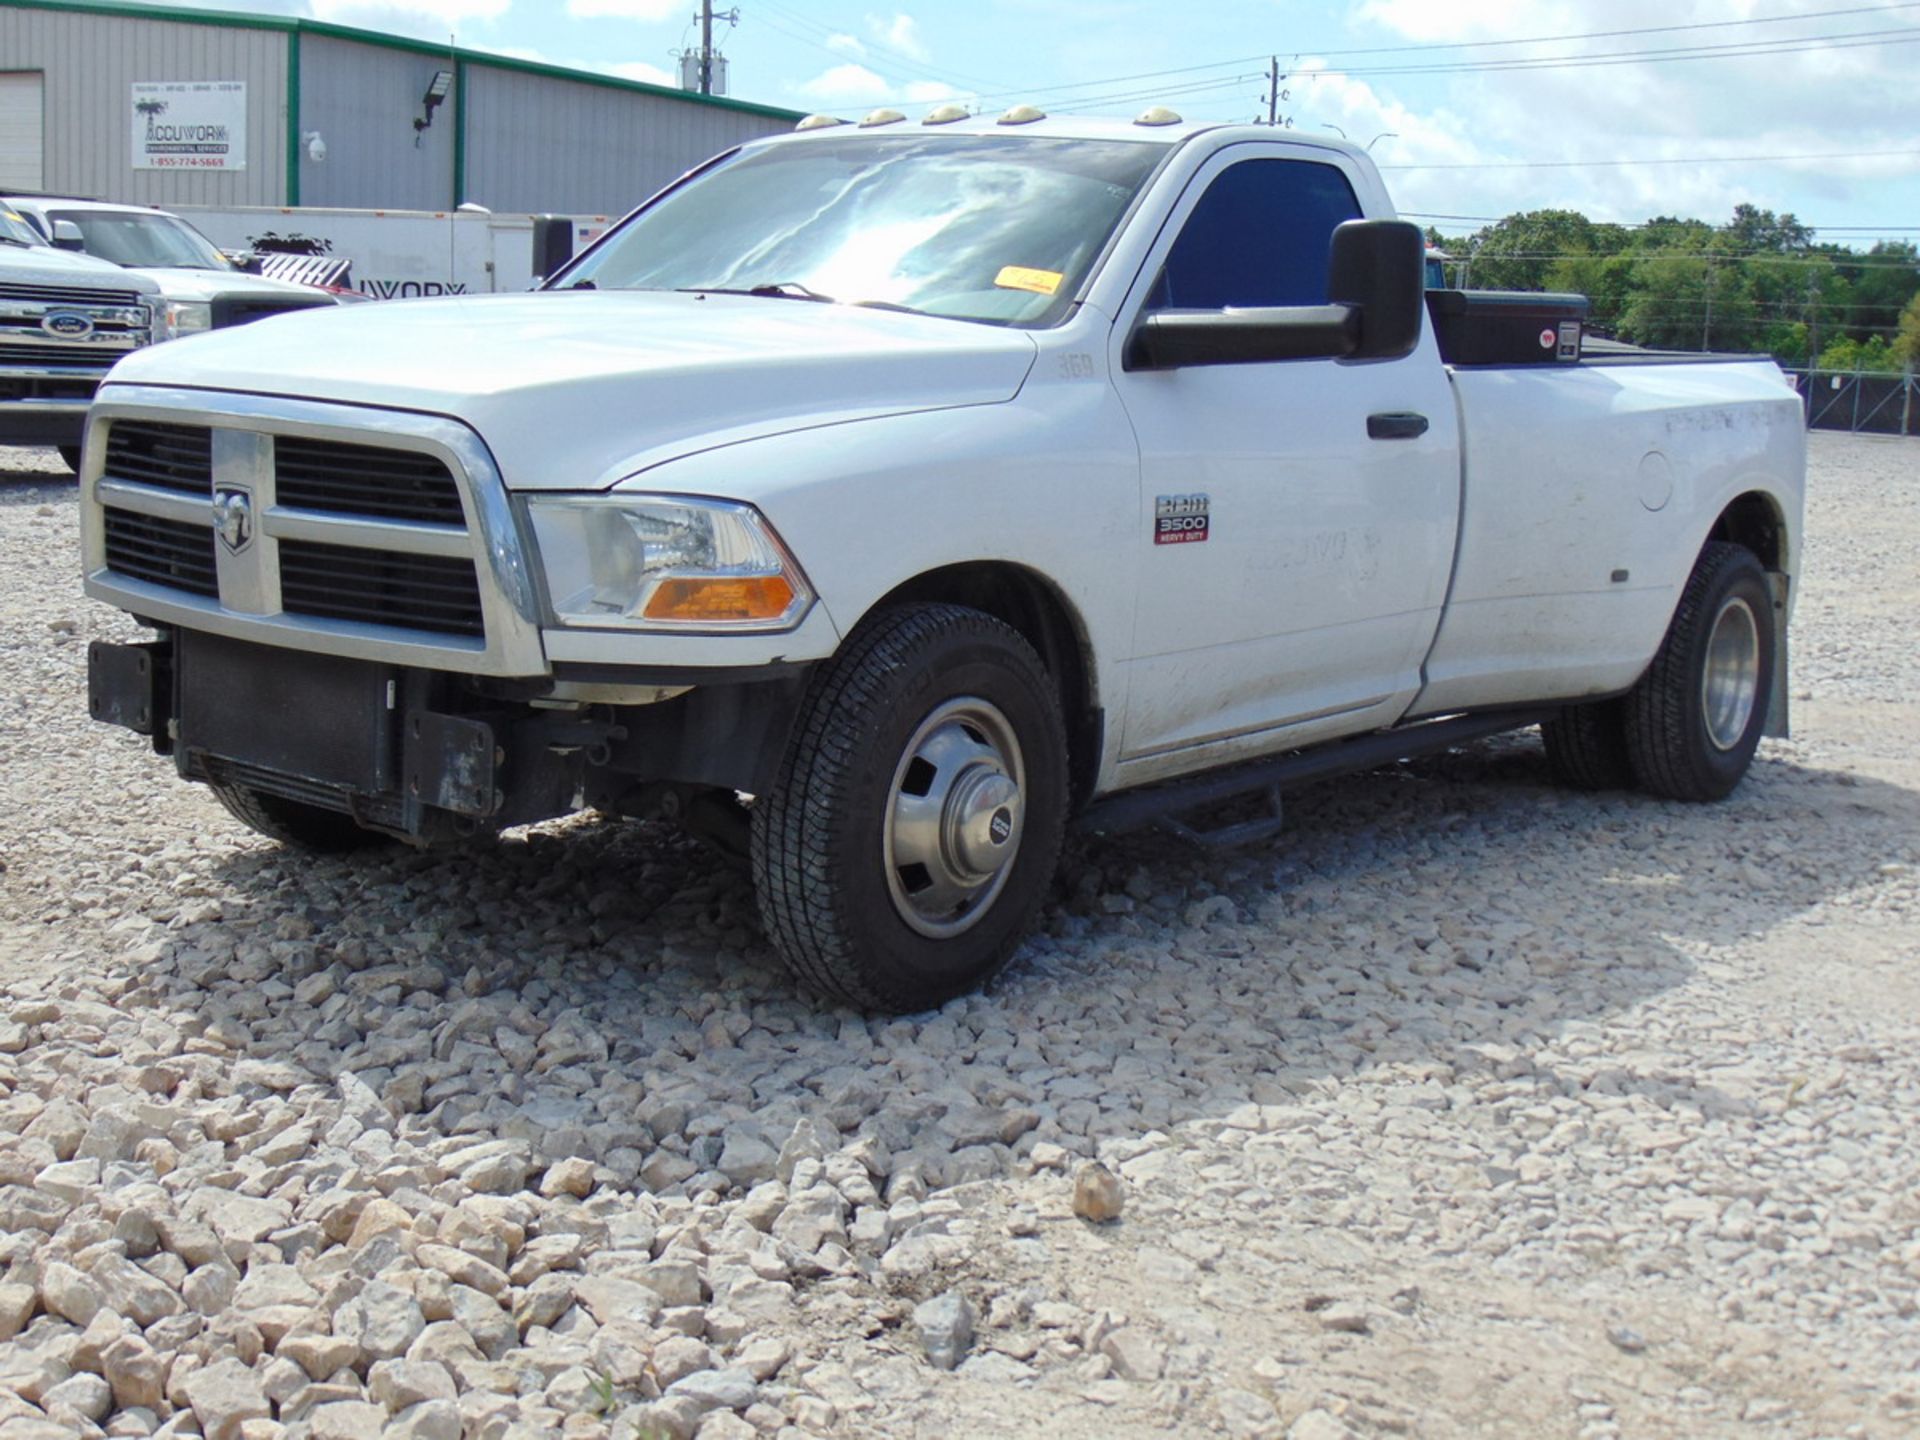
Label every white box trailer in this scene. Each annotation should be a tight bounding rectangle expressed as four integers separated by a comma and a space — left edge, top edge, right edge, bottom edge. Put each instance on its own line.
170, 205, 611, 299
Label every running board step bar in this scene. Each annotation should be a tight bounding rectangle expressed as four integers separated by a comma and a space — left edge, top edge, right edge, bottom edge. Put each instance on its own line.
1078, 709, 1556, 846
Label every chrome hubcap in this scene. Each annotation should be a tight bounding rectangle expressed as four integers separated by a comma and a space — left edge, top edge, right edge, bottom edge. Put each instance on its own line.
883, 698, 1026, 939
1701, 596, 1761, 751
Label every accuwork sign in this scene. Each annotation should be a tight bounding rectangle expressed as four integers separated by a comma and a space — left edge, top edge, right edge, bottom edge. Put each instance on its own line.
132, 82, 246, 171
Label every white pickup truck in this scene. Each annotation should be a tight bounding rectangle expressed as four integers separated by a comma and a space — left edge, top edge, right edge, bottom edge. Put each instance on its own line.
81, 115, 1804, 1011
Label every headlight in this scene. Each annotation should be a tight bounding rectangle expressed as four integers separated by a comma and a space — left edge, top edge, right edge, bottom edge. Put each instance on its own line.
527, 494, 814, 631
152, 300, 212, 341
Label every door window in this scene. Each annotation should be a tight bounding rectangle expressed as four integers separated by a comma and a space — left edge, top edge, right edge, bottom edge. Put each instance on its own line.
1147, 158, 1362, 311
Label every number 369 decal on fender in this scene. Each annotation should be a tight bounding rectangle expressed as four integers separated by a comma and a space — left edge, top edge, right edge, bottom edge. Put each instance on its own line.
1154, 493, 1211, 545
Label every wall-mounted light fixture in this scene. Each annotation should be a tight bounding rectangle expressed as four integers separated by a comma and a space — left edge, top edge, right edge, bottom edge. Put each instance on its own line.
303, 131, 327, 163
414, 70, 454, 135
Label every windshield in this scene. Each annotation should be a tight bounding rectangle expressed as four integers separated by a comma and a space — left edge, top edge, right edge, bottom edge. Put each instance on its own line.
0, 207, 43, 247
51, 210, 232, 270
559, 134, 1164, 326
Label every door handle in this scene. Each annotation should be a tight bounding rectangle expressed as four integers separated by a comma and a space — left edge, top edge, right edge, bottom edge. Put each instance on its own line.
1367, 412, 1429, 440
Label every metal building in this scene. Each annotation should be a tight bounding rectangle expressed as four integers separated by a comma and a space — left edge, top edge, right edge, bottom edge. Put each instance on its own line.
0, 0, 800, 214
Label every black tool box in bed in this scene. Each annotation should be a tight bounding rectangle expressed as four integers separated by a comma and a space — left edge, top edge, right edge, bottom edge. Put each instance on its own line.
1425, 289, 1589, 365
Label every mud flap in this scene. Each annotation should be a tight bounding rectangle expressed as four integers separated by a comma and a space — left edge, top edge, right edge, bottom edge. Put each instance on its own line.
1765, 571, 1791, 740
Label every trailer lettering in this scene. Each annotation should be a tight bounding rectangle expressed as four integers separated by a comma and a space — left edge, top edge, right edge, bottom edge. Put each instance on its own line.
362, 279, 470, 300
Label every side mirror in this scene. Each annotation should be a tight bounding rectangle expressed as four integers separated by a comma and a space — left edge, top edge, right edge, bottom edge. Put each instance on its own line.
51, 219, 85, 252
230, 251, 264, 274
1125, 217, 1426, 370
1329, 218, 1423, 361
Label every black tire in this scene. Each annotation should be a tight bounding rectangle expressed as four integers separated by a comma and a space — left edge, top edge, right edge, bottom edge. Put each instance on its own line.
751, 603, 1069, 1012
57, 446, 82, 474
1540, 697, 1633, 790
1625, 541, 1774, 802
210, 783, 395, 854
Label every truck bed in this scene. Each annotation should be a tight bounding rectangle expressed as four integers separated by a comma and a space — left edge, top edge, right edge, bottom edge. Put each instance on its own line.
1413, 354, 1804, 715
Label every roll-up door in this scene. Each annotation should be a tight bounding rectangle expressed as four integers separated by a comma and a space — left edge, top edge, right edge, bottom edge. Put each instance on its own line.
0, 74, 45, 191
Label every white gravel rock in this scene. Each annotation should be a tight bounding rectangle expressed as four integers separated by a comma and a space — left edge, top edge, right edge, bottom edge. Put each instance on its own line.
0, 435, 1917, 1438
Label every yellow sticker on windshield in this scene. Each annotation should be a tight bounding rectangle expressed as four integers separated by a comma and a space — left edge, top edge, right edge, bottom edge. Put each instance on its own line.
995, 265, 1064, 296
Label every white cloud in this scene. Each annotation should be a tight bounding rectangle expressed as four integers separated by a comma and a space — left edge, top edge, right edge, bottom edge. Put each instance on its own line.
307, 0, 511, 28
563, 0, 684, 20
867, 11, 929, 62
605, 58, 677, 87
798, 63, 895, 105
792, 67, 968, 114
825, 33, 867, 58
461, 43, 677, 89
903, 80, 964, 105
1312, 2, 1919, 227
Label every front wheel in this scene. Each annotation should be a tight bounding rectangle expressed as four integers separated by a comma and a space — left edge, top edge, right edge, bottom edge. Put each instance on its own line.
210, 783, 396, 854
1625, 541, 1775, 801
751, 603, 1069, 1012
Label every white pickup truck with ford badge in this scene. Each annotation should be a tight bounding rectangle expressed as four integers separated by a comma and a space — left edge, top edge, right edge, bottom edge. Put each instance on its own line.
81, 113, 1805, 1011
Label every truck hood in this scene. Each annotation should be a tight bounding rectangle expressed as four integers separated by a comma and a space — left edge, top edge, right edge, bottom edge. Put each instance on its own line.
131, 268, 336, 304
102, 290, 1040, 490
0, 244, 163, 293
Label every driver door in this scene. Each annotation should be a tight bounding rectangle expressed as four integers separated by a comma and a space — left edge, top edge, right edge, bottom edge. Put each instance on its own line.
1109, 145, 1461, 779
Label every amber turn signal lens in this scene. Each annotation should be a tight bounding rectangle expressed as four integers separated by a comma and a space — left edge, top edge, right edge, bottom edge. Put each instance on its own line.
642, 575, 797, 623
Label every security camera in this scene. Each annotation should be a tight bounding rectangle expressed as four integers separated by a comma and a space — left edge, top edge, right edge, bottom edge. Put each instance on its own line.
304, 132, 327, 164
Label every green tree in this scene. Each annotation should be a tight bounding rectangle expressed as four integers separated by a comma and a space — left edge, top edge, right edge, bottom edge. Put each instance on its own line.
1817, 334, 1901, 373
1830, 241, 1919, 344
1894, 291, 1920, 369
1462, 209, 1627, 291
1618, 251, 1757, 353
1722, 203, 1812, 255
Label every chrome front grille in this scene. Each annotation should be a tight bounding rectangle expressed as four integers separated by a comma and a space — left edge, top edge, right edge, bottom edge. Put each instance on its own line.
0, 341, 132, 368
274, 436, 466, 523
0, 281, 145, 307
101, 509, 218, 597
0, 287, 149, 378
279, 539, 485, 638
104, 420, 214, 494
81, 388, 545, 677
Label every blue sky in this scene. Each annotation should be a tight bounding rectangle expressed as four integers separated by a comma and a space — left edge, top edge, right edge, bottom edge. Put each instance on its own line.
150, 0, 1920, 243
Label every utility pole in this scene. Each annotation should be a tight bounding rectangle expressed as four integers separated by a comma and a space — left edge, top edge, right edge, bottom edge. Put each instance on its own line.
686, 2, 737, 96
1803, 271, 1821, 369
1266, 57, 1278, 125
700, 0, 714, 94
1701, 255, 1716, 351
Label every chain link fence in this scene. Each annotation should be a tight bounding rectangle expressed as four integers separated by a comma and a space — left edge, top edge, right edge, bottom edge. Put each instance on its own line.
1783, 369, 1920, 435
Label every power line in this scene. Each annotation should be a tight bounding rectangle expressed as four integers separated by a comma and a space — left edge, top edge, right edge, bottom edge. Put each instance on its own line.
904, 24, 1920, 111
778, 0, 1920, 111
748, 0, 1007, 95
1299, 27, 1920, 81
1403, 212, 1920, 231
1382, 146, 1920, 171
1311, 0, 1920, 56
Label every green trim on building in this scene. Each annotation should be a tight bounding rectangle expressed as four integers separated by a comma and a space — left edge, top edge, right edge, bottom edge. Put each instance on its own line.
284, 28, 301, 206
451, 57, 466, 209
1, 0, 805, 123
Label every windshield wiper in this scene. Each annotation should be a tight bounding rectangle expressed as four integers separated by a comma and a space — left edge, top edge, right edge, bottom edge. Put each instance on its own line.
677, 281, 835, 303
0, 236, 32, 249
677, 282, 924, 315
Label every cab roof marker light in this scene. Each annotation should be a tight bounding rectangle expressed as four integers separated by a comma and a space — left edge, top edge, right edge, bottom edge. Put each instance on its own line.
795, 114, 845, 131
1134, 106, 1183, 126
997, 105, 1046, 125
859, 109, 907, 128
922, 104, 969, 125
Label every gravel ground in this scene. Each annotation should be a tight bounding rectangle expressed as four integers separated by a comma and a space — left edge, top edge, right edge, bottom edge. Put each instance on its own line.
0, 431, 1916, 1440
